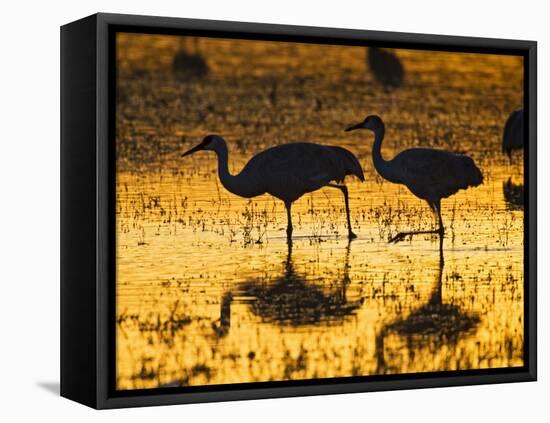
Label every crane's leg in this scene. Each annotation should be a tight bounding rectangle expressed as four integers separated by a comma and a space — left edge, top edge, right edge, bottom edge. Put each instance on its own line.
328, 184, 357, 239
285, 201, 293, 240
438, 231, 445, 265
435, 200, 445, 236
435, 200, 445, 263
389, 200, 442, 243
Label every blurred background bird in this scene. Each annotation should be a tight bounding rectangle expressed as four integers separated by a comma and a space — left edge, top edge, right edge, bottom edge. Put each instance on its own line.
367, 47, 405, 89
502, 109, 524, 160
172, 36, 209, 81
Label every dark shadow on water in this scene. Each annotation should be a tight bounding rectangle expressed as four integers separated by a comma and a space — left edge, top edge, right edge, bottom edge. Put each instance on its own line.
375, 243, 480, 373
212, 241, 362, 336
242, 241, 361, 325
503, 178, 524, 210
36, 381, 60, 396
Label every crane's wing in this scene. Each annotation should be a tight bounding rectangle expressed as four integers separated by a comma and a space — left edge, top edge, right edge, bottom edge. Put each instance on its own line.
327, 146, 365, 182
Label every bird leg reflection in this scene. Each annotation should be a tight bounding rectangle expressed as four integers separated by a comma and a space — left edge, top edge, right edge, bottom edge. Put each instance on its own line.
338, 240, 353, 303
212, 292, 233, 338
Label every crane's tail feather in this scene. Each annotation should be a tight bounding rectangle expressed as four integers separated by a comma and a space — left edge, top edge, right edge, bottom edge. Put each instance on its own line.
329, 146, 365, 182
459, 156, 483, 189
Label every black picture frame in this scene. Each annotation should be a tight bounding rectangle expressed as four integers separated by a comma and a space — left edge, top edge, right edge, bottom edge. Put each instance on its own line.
61, 12, 537, 409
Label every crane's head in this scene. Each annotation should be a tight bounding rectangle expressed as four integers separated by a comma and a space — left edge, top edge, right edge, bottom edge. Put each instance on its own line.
182, 134, 224, 157
345, 115, 384, 132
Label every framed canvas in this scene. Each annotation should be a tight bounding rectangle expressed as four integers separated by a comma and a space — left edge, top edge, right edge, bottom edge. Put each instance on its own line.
60, 13, 537, 409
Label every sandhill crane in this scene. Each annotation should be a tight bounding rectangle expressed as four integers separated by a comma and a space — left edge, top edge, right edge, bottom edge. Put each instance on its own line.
502, 109, 524, 159
345, 115, 483, 243
367, 47, 404, 89
182, 135, 365, 240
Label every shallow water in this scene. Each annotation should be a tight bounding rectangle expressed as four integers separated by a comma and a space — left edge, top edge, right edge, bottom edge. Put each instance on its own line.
115, 34, 524, 390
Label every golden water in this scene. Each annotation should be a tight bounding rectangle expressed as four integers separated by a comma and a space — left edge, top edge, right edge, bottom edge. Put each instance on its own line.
115, 34, 524, 390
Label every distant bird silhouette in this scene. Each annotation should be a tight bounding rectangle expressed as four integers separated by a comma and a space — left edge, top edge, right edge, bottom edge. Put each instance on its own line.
367, 47, 404, 89
502, 109, 524, 159
345, 115, 483, 243
182, 135, 365, 240
503, 178, 524, 210
172, 37, 209, 81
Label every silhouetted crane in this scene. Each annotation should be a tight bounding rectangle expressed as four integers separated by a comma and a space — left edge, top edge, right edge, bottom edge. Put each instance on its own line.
367, 47, 404, 89
345, 115, 483, 243
182, 135, 365, 240
502, 109, 524, 160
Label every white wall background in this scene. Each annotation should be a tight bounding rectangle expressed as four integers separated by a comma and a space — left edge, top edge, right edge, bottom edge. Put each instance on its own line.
0, 0, 546, 420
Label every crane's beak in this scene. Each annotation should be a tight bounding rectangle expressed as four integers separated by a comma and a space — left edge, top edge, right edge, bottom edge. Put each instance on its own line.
182, 143, 204, 157
344, 122, 364, 132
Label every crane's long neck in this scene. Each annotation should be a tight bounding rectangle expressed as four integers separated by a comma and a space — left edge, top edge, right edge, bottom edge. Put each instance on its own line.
371, 124, 401, 183
214, 142, 262, 198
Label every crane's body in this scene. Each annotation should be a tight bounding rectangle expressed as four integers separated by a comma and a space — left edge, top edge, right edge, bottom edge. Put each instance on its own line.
345, 115, 483, 243
238, 143, 363, 202
386, 147, 484, 208
182, 135, 364, 239
502, 109, 524, 159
